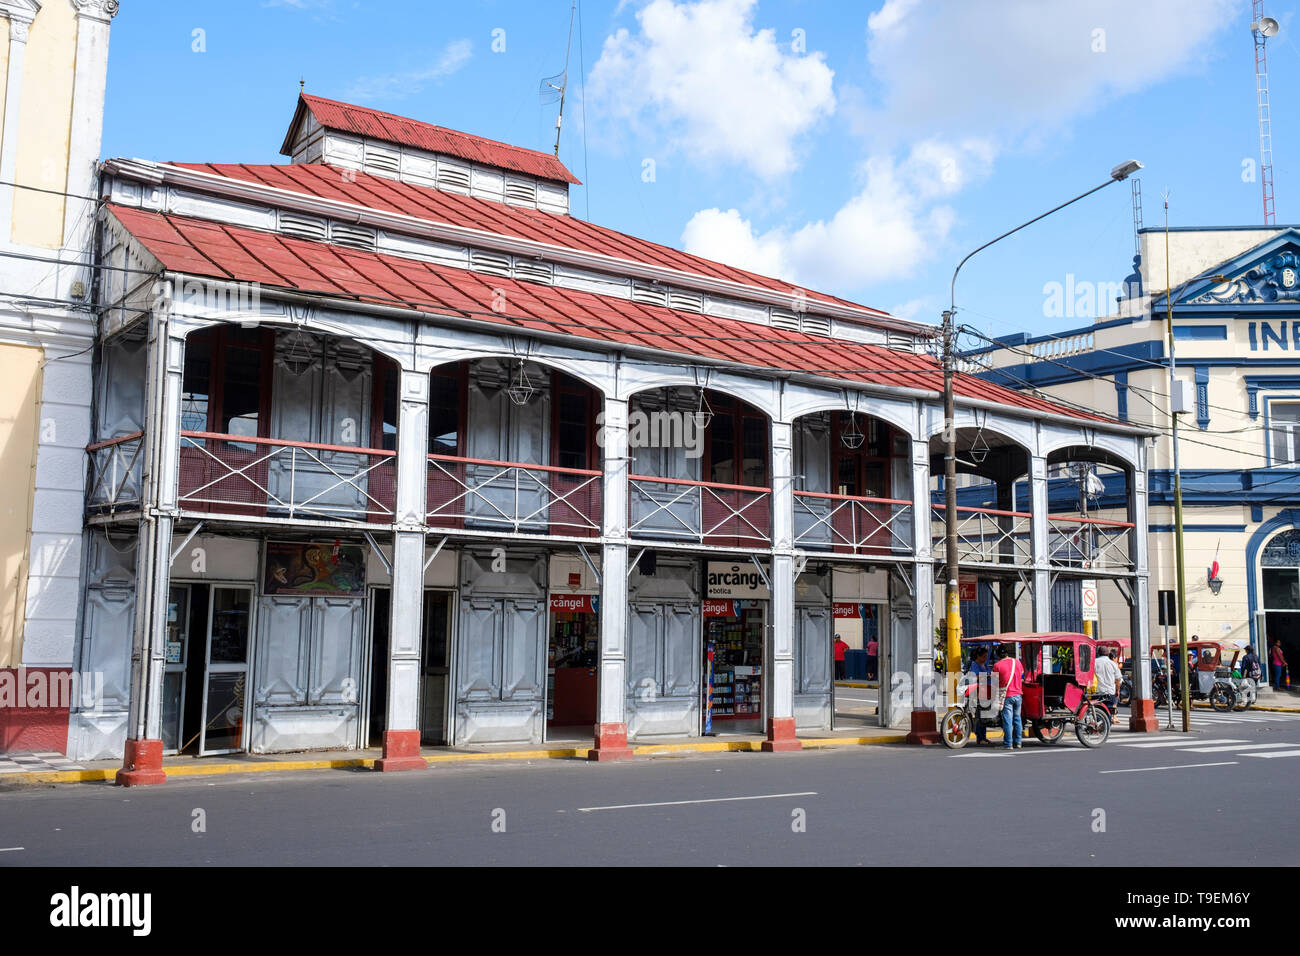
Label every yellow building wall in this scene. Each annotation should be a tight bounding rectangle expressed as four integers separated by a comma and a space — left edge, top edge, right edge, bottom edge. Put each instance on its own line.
9, 1, 78, 249
0, 342, 42, 666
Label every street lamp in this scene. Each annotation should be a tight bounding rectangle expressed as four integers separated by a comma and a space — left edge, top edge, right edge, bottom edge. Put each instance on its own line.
940, 160, 1142, 706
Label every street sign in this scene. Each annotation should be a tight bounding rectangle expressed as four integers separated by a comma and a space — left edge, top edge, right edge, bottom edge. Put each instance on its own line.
1081, 579, 1099, 622
1158, 589, 1177, 627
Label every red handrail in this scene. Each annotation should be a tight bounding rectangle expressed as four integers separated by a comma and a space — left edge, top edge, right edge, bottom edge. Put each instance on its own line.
428, 453, 600, 478
181, 430, 395, 457
1048, 514, 1136, 529
932, 503, 1032, 519
629, 474, 771, 494
793, 490, 912, 507
86, 430, 144, 453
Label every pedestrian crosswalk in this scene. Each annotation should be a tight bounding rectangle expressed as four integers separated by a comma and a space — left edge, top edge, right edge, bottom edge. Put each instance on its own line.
1117, 734, 1300, 760
1177, 709, 1300, 726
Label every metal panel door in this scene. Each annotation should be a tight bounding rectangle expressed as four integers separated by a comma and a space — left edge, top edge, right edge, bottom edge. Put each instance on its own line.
793, 605, 832, 731
254, 595, 311, 708
306, 596, 364, 747
625, 601, 700, 739
454, 596, 546, 744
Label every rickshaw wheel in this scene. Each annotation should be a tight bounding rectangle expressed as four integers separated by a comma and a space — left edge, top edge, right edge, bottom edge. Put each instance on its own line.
1233, 689, 1251, 712
1118, 679, 1132, 707
940, 708, 971, 749
1075, 704, 1111, 748
1210, 685, 1235, 713
1033, 720, 1066, 746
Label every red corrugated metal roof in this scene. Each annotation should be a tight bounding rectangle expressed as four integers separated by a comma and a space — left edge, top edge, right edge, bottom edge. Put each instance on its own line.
282, 93, 581, 185
105, 203, 1110, 423
169, 161, 891, 319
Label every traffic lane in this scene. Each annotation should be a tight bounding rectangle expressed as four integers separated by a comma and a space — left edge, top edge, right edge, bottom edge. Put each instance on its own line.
0, 728, 1293, 866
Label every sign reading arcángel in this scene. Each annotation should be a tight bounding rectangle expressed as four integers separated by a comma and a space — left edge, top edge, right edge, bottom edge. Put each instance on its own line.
706, 562, 771, 599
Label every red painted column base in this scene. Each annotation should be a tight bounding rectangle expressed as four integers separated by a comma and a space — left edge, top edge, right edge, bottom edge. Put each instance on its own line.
1128, 698, 1158, 733
375, 729, 427, 772
115, 738, 166, 787
904, 710, 943, 745
761, 716, 803, 752
588, 722, 635, 761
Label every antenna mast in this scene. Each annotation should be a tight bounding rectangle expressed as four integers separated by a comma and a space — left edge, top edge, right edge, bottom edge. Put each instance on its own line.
1130, 177, 1143, 256
1252, 2, 1279, 224
540, 0, 578, 157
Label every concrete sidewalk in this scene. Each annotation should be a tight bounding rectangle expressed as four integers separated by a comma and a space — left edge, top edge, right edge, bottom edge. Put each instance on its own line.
0, 725, 909, 788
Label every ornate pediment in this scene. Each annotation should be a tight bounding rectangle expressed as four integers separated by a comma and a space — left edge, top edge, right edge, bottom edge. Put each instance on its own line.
1190, 247, 1300, 304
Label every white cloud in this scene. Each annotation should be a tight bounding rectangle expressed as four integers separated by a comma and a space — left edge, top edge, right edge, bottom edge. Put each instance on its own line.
343, 38, 473, 103
863, 0, 1236, 143
681, 140, 990, 289
587, 0, 836, 179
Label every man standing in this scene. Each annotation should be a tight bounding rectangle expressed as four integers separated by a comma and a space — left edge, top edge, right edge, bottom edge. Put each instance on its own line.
1095, 647, 1122, 715
992, 644, 1025, 750
834, 633, 849, 681
967, 646, 994, 746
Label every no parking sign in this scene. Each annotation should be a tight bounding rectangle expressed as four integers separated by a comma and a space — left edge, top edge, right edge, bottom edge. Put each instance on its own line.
1081, 579, 1099, 622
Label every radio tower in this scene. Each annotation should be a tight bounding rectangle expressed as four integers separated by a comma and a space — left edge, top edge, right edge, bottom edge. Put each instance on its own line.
1252, 2, 1279, 225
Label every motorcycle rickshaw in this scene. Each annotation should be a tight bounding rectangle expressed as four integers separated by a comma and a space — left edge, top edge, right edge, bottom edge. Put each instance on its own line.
1158, 641, 1250, 712
941, 632, 1113, 749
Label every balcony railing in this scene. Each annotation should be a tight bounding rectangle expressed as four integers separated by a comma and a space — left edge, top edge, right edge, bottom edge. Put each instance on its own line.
178, 431, 396, 522
931, 504, 1033, 565
628, 475, 771, 547
1048, 514, 1135, 570
86, 431, 144, 511
426, 454, 602, 537
793, 491, 913, 555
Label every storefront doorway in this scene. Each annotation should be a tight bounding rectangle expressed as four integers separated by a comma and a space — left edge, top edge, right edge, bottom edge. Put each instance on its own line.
162, 582, 254, 756
703, 598, 766, 734
546, 593, 599, 738
367, 587, 454, 746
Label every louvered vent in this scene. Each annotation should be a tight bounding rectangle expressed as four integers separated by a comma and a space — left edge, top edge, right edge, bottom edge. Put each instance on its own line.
801, 314, 831, 336
667, 290, 704, 313
469, 250, 512, 278
279, 212, 328, 242
504, 180, 537, 206
513, 258, 553, 284
437, 162, 471, 192
331, 223, 378, 251
363, 145, 401, 175
769, 310, 800, 331
631, 283, 667, 307
887, 332, 915, 353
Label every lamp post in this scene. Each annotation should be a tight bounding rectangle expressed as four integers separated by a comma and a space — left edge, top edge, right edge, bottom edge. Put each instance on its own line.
941, 160, 1143, 705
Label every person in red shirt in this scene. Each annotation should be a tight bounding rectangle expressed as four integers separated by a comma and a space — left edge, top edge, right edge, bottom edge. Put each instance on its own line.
834, 634, 849, 681
992, 644, 1025, 750
866, 636, 879, 681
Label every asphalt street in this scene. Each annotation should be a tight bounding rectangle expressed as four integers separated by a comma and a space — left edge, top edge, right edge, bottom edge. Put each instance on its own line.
2, 708, 1297, 866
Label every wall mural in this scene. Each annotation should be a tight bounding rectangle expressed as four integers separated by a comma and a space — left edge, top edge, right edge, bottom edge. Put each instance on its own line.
264, 541, 365, 597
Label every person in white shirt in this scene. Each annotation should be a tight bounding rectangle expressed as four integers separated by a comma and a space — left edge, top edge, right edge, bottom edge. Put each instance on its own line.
1094, 648, 1122, 715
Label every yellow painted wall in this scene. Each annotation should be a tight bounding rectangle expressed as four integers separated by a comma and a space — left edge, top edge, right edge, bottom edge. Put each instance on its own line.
0, 343, 42, 666
9, 1, 78, 249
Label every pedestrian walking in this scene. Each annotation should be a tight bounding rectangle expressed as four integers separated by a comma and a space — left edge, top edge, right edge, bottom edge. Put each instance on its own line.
992, 644, 1025, 750
834, 633, 849, 681
1094, 647, 1121, 715
866, 635, 878, 681
1271, 639, 1289, 690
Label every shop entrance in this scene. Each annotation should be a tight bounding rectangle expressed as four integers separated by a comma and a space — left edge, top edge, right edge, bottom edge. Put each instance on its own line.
367, 587, 454, 746
703, 599, 766, 735
546, 594, 599, 738
163, 582, 254, 756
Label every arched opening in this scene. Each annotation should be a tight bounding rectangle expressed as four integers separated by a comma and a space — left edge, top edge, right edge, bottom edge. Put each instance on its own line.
929, 427, 1032, 643
626, 386, 771, 548
1259, 529, 1300, 688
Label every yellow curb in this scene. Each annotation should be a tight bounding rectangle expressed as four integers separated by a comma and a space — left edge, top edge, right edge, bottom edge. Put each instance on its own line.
835, 682, 878, 689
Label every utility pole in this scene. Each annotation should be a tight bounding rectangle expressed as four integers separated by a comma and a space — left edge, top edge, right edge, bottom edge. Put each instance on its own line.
1163, 197, 1192, 732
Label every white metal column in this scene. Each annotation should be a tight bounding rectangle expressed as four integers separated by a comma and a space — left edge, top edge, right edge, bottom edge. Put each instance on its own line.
377, 366, 430, 770
764, 421, 800, 749
0, 12, 32, 235
1128, 452, 1156, 730
903, 435, 938, 739
1030, 454, 1052, 632
118, 312, 184, 784
592, 397, 632, 759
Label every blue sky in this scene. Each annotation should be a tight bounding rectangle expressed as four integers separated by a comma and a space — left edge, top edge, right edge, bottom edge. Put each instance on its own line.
102, 0, 1296, 341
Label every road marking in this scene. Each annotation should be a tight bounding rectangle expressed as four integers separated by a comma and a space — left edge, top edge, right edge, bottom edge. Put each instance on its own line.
1099, 761, 1238, 774
1119, 738, 1247, 748
0, 847, 23, 852
576, 791, 817, 812
1181, 742, 1298, 753
1243, 749, 1300, 758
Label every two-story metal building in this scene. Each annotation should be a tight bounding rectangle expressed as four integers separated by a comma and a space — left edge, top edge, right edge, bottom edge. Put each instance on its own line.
74, 94, 1156, 783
